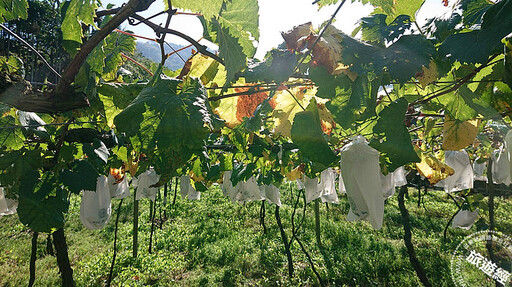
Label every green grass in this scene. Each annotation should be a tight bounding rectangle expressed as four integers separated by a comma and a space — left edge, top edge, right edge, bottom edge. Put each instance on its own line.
1, 185, 511, 286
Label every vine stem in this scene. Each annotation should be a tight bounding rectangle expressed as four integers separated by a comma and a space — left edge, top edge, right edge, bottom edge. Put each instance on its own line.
56, 0, 156, 95
28, 231, 38, 287
414, 55, 499, 105
275, 206, 294, 278
52, 228, 74, 287
107, 199, 124, 287
120, 53, 153, 76
130, 13, 223, 65
293, 0, 347, 72
398, 186, 432, 287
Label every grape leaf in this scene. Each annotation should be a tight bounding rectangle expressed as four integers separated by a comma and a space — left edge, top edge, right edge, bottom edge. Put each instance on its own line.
439, 0, 512, 64
415, 149, 454, 185
114, 72, 212, 177
342, 34, 435, 83
98, 82, 145, 128
168, 0, 224, 20
60, 160, 99, 194
212, 20, 246, 83
244, 49, 297, 84
0, 0, 28, 21
357, 14, 411, 46
218, 0, 259, 52
60, 0, 98, 55
371, 0, 425, 21
369, 97, 420, 172
17, 172, 69, 233
443, 117, 479, 151
291, 97, 337, 172
0, 113, 25, 150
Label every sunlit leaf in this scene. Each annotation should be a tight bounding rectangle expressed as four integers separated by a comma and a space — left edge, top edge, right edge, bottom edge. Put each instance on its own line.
0, 0, 28, 21
415, 149, 455, 185
369, 97, 420, 172
61, 0, 98, 55
443, 117, 479, 151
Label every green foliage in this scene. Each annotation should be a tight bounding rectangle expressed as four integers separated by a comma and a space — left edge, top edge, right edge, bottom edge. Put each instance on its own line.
291, 98, 337, 173
60, 0, 97, 55
115, 69, 213, 179
60, 160, 99, 194
342, 34, 435, 83
355, 14, 411, 46
0, 0, 28, 21
439, 0, 512, 64
17, 171, 69, 233
369, 98, 420, 172
245, 49, 297, 84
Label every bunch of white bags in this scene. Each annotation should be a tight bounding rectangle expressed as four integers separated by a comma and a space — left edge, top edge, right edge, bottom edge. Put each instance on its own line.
340, 136, 384, 230
180, 175, 201, 200
443, 150, 474, 192
222, 172, 281, 205
259, 184, 282, 206
380, 167, 407, 198
452, 209, 478, 230
107, 174, 130, 199
0, 187, 17, 217
80, 176, 111, 230
133, 168, 160, 201
298, 168, 339, 204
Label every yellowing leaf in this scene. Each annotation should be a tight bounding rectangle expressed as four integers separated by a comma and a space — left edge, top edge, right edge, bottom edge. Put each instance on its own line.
214, 81, 275, 128
273, 86, 316, 137
415, 149, 454, 185
272, 86, 336, 137
179, 54, 226, 87
215, 97, 240, 128
282, 22, 313, 51
416, 60, 438, 88
285, 165, 302, 181
235, 86, 275, 122
310, 26, 344, 75
442, 116, 479, 151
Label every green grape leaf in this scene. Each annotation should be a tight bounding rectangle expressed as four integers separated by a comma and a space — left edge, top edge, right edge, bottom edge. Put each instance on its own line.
212, 20, 246, 83
291, 97, 337, 172
98, 82, 145, 128
342, 34, 435, 83
435, 86, 480, 121
102, 32, 136, 78
60, 0, 98, 55
357, 14, 411, 46
168, 0, 224, 20
218, 0, 259, 50
17, 172, 69, 233
461, 0, 492, 26
244, 49, 297, 84
322, 74, 379, 129
369, 97, 420, 172
439, 0, 512, 64
230, 162, 256, 186
114, 72, 212, 178
0, 0, 28, 21
0, 113, 25, 150
60, 160, 99, 194
370, 0, 424, 21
